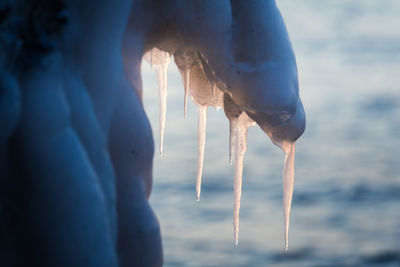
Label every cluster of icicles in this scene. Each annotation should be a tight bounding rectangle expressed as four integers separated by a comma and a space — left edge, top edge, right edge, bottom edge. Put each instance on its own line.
144, 48, 296, 251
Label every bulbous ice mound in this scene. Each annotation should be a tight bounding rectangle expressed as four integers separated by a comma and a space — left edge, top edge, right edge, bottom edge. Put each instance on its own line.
128, 0, 306, 250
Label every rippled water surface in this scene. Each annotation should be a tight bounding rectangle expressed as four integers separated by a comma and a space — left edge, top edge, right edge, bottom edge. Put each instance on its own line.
142, 1, 400, 266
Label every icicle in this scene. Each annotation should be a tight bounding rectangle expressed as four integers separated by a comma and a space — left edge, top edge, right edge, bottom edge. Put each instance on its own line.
156, 64, 168, 156
183, 68, 190, 118
223, 94, 242, 165
233, 113, 255, 245
186, 63, 223, 201
173, 50, 196, 118
229, 118, 237, 165
283, 142, 295, 251
211, 81, 217, 96
196, 105, 207, 201
143, 48, 171, 155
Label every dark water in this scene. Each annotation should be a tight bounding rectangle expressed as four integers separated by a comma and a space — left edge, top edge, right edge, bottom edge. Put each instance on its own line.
142, 1, 400, 266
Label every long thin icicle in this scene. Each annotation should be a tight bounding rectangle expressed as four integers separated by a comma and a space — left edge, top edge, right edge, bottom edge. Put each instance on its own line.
196, 105, 207, 201
156, 64, 168, 156
173, 50, 195, 118
283, 143, 295, 251
229, 118, 237, 165
143, 48, 171, 156
233, 113, 255, 245
183, 68, 190, 118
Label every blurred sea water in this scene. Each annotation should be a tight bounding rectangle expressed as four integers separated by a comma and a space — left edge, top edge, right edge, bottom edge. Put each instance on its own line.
142, 1, 400, 266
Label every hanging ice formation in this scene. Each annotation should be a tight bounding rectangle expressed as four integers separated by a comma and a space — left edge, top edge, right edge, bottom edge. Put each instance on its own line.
223, 94, 242, 165
143, 47, 171, 155
188, 62, 224, 201
283, 142, 295, 251
233, 113, 256, 245
144, 48, 299, 250
223, 94, 255, 245
174, 50, 197, 118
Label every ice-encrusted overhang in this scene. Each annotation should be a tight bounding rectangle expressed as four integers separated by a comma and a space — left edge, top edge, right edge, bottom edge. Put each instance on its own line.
138, 0, 306, 250
143, 48, 301, 249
